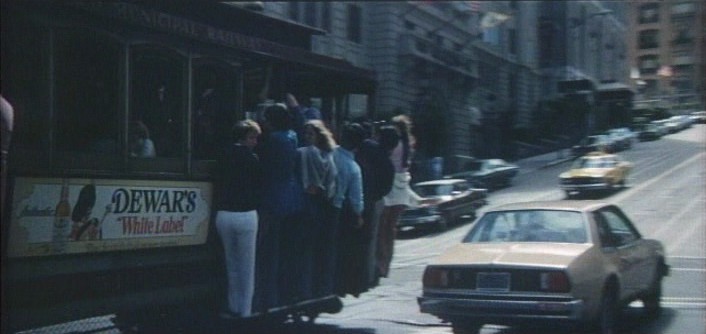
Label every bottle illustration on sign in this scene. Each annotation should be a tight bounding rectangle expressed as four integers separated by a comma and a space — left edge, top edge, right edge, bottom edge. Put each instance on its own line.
52, 179, 71, 253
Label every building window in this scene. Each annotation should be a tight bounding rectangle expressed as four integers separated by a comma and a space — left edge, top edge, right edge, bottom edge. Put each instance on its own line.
405, 20, 415, 31
638, 29, 659, 49
638, 55, 659, 75
54, 28, 122, 157
673, 64, 693, 75
508, 28, 517, 54
672, 25, 693, 45
672, 78, 693, 93
347, 4, 362, 43
538, 20, 554, 67
638, 3, 659, 24
289, 1, 300, 21
321, 2, 331, 31
305, 2, 317, 27
671, 2, 696, 16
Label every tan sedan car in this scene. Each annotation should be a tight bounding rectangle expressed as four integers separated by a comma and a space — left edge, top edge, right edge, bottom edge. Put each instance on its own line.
559, 152, 633, 198
418, 201, 669, 334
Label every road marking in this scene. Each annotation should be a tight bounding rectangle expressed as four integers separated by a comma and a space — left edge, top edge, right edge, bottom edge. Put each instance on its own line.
612, 151, 705, 203
670, 267, 706, 272
651, 197, 703, 239
666, 211, 706, 254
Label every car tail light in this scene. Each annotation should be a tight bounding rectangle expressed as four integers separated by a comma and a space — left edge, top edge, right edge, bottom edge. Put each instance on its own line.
423, 267, 449, 288
540, 271, 570, 292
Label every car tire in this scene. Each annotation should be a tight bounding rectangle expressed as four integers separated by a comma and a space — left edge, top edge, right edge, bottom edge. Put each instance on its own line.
451, 321, 482, 334
643, 266, 663, 318
437, 214, 450, 231
597, 284, 620, 334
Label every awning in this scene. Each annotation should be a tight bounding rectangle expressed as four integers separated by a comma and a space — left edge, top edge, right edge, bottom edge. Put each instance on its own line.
64, 1, 376, 82
558, 79, 596, 93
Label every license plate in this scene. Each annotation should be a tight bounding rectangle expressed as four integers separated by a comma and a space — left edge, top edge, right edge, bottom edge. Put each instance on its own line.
476, 272, 510, 291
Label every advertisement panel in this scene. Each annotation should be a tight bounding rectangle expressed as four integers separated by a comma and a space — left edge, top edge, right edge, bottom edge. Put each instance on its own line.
7, 177, 212, 257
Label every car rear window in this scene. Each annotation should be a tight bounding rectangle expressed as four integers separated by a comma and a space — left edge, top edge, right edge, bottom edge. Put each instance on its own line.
464, 210, 588, 244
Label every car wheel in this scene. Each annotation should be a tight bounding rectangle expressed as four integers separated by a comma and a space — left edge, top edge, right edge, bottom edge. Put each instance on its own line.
436, 215, 449, 231
619, 178, 627, 188
451, 321, 482, 334
597, 284, 620, 334
643, 266, 663, 318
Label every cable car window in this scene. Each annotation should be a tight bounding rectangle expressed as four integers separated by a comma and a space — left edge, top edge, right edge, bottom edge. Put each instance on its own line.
129, 46, 185, 159
192, 61, 240, 160
54, 29, 122, 157
1, 16, 50, 155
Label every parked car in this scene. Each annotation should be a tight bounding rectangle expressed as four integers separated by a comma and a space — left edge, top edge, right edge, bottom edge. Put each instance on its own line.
635, 123, 662, 141
605, 127, 636, 150
559, 152, 633, 198
571, 134, 617, 158
689, 110, 706, 124
658, 118, 680, 134
445, 159, 519, 190
649, 120, 670, 137
399, 179, 487, 231
669, 115, 693, 131
418, 201, 669, 334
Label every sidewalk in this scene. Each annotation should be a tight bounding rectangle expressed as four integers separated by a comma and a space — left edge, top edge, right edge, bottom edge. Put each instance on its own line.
514, 148, 574, 175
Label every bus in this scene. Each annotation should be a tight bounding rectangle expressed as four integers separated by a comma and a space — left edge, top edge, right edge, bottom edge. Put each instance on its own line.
1, 1, 376, 332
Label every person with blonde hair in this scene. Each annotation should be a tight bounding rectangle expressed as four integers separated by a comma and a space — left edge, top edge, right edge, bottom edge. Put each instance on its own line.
296, 119, 338, 299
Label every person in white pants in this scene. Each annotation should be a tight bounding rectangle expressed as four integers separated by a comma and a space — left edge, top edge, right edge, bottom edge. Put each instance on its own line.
216, 211, 258, 317
214, 119, 262, 318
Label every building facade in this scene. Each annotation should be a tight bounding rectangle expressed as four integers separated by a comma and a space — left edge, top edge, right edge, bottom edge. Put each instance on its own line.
264, 1, 543, 172
538, 0, 632, 139
628, 0, 704, 111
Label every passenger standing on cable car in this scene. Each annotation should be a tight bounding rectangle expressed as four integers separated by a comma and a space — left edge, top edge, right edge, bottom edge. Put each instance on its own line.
355, 121, 394, 287
214, 120, 262, 319
298, 120, 337, 299
254, 103, 303, 311
332, 123, 366, 296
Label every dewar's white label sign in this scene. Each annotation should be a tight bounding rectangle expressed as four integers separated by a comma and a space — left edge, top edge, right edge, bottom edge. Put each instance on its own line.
8, 177, 212, 257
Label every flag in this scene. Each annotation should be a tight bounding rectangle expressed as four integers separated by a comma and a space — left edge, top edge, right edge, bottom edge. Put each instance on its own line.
657, 65, 672, 77
630, 67, 640, 79
481, 12, 511, 29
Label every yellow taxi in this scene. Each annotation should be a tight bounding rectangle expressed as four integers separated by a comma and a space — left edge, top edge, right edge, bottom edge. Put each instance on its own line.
559, 152, 633, 198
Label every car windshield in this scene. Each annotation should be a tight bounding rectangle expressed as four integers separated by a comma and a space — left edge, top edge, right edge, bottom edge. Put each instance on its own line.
413, 184, 454, 197
572, 157, 614, 168
465, 160, 482, 171
463, 210, 588, 243
584, 136, 603, 145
